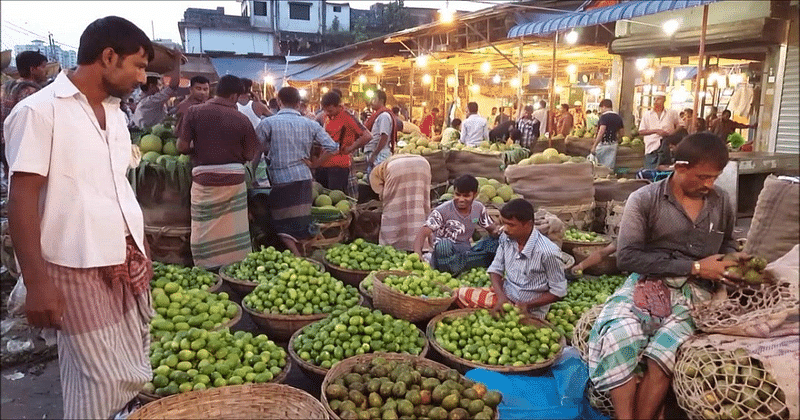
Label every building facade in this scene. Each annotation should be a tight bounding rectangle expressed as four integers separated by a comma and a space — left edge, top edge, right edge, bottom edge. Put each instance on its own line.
14, 40, 77, 69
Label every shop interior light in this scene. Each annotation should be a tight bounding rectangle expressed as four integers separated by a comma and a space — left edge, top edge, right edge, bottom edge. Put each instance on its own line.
481, 61, 491, 74
446, 75, 458, 86
605, 79, 614, 88
359, 74, 367, 84
643, 68, 655, 79
365, 89, 375, 98
299, 88, 308, 98
565, 30, 579, 45
729, 73, 743, 85
416, 54, 429, 68
510, 77, 520, 88
470, 84, 480, 93
566, 64, 577, 75
439, 7, 455, 24
373, 63, 383, 74
264, 75, 274, 85
321, 86, 329, 94
708, 72, 720, 84
662, 19, 680, 36
555, 85, 563, 93
636, 58, 650, 71
533, 102, 541, 110
675, 69, 687, 80
527, 63, 538, 74
422, 74, 432, 85
492, 74, 501, 84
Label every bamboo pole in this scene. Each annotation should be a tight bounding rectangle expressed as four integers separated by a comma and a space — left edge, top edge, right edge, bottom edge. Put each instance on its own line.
549, 32, 558, 147
691, 5, 709, 133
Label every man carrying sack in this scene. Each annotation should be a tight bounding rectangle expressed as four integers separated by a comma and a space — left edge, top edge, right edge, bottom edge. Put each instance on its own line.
178, 75, 260, 269
587, 132, 744, 420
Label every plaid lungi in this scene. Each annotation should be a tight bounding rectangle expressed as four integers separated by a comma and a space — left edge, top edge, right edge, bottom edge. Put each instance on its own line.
433, 236, 499, 276
587, 273, 695, 392
378, 156, 430, 251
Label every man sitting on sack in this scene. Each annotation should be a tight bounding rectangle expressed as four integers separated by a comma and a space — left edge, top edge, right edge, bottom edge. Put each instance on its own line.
413, 175, 500, 276
587, 132, 743, 420
454, 198, 567, 319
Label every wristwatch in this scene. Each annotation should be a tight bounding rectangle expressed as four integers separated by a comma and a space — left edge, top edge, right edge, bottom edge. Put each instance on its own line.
692, 261, 701, 276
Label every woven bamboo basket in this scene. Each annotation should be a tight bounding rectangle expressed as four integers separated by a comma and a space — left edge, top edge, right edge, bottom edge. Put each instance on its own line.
304, 213, 353, 251
372, 270, 456, 323
426, 308, 566, 374
219, 258, 325, 295
130, 383, 327, 419
358, 278, 373, 308
319, 352, 499, 420
206, 273, 223, 293
561, 233, 612, 254
242, 295, 365, 342
322, 257, 371, 287
570, 246, 618, 275
288, 321, 429, 382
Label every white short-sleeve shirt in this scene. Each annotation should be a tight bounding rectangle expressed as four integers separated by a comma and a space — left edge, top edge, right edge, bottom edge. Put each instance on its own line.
639, 108, 680, 155
4, 71, 145, 268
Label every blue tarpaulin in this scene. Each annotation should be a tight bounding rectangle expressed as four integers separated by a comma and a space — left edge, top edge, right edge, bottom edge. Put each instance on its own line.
209, 51, 366, 87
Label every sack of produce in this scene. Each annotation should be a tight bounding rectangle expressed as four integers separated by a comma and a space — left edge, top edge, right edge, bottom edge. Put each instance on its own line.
446, 149, 505, 182
593, 178, 649, 204
673, 334, 799, 420
614, 145, 644, 172
505, 154, 594, 208
603, 200, 627, 240
351, 200, 382, 244
535, 209, 565, 248
744, 175, 800, 263
691, 250, 800, 338
539, 202, 595, 231
423, 150, 449, 184
565, 136, 593, 157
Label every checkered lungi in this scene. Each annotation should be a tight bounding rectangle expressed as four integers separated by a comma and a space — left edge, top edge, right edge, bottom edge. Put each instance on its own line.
433, 236, 499, 276
587, 273, 695, 392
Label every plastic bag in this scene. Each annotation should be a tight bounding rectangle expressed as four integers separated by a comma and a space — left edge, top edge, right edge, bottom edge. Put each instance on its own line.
7, 275, 26, 316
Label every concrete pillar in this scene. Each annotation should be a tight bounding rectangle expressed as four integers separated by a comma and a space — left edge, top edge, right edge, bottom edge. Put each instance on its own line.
618, 57, 638, 135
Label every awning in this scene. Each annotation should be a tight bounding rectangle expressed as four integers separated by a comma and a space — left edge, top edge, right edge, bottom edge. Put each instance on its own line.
209, 50, 366, 86
508, 0, 717, 38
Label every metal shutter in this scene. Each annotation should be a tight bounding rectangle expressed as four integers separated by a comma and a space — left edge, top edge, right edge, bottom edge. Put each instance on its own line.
775, 44, 799, 154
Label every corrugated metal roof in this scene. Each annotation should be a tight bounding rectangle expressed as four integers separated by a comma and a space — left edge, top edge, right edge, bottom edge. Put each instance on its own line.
508, 0, 718, 38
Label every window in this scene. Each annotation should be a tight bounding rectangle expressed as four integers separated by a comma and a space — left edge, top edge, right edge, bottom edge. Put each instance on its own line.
253, 1, 267, 16
289, 2, 311, 20
333, 6, 341, 12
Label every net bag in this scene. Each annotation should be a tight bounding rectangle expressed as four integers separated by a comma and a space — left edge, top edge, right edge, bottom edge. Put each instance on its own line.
571, 304, 604, 358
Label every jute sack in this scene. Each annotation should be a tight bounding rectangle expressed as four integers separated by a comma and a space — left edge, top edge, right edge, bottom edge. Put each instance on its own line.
691, 245, 800, 338
614, 146, 645, 171
673, 334, 798, 420
534, 209, 565, 248
421, 150, 449, 184
593, 178, 649, 203
351, 200, 382, 244
445, 150, 505, 182
539, 202, 595, 231
565, 136, 593, 157
145, 225, 193, 266
744, 175, 800, 263
505, 161, 594, 208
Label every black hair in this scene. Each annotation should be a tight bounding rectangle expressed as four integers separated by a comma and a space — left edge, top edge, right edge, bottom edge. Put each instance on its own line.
674, 131, 729, 171
452, 175, 478, 194
560, 103, 569, 111
599, 99, 613, 109
321, 91, 341, 107
332, 88, 343, 97
539, 100, 547, 108
268, 98, 279, 109
467, 102, 478, 113
721, 109, 732, 118
391, 106, 400, 114
451, 118, 462, 128
142, 76, 160, 91
216, 75, 244, 98
491, 107, 497, 112
696, 117, 707, 132
241, 78, 253, 92
190, 76, 209, 86
509, 128, 522, 141
524, 104, 533, 113
15, 51, 47, 78
374, 90, 387, 105
77, 16, 154, 65
278, 86, 301, 107
500, 198, 534, 223
683, 108, 694, 117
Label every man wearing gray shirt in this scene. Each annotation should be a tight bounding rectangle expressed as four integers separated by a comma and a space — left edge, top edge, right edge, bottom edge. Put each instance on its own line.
587, 132, 743, 420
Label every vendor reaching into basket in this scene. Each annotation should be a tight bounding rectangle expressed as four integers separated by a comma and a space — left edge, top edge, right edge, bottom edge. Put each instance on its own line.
413, 175, 500, 276
587, 132, 743, 420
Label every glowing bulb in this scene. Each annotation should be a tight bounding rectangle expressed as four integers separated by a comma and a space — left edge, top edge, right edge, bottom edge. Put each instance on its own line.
662, 19, 680, 36
416, 54, 429, 68
676, 70, 687, 80
439, 7, 455, 24
527, 63, 538, 74
565, 30, 579, 45
566, 64, 577, 75
510, 77, 520, 88
555, 85, 563, 93
492, 74, 501, 84
299, 89, 308, 98
422, 74, 432, 85
636, 58, 649, 71
643, 68, 655, 79
359, 74, 367, 84
264, 75, 274, 85
469, 84, 480, 93
373, 63, 383, 74
481, 61, 491, 74
321, 86, 329, 94
365, 90, 374, 98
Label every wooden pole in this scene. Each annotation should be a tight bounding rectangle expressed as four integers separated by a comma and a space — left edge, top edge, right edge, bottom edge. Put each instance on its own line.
517, 43, 524, 120
549, 32, 558, 147
691, 5, 709, 133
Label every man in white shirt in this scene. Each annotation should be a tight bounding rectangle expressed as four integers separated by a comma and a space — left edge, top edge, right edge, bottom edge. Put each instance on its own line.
639, 92, 680, 169
531, 100, 549, 138
460, 101, 489, 147
4, 17, 156, 419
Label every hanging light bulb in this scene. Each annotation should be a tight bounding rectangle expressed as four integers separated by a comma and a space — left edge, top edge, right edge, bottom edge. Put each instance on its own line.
662, 19, 680, 36
470, 84, 480, 94
527, 63, 538, 74
299, 89, 308, 98
416, 54, 429, 68
643, 68, 655, 79
422, 74, 432, 85
373, 63, 383, 74
636, 58, 650, 71
359, 74, 367, 84
481, 61, 491, 74
446, 75, 457, 86
492, 74, 501, 84
321, 86, 329, 94
510, 77, 520, 88
566, 64, 577, 75
565, 30, 579, 45
439, 7, 455, 24
264, 74, 274, 85
365, 89, 374, 98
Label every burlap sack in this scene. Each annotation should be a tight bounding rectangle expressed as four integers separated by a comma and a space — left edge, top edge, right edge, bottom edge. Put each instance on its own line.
744, 175, 800, 263
614, 146, 645, 171
145, 225, 193, 267
505, 161, 594, 208
565, 136, 593, 157
673, 334, 798, 420
535, 209, 565, 248
539, 202, 595, 231
351, 200, 382, 244
422, 150, 449, 184
445, 150, 505, 182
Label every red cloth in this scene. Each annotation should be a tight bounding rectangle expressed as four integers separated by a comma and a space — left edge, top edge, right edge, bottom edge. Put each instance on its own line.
632, 278, 672, 318
364, 106, 398, 153
98, 236, 152, 297
456, 287, 497, 309
420, 114, 434, 137
322, 109, 365, 168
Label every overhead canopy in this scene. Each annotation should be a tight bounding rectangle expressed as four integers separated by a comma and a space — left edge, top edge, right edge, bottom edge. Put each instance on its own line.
210, 50, 367, 87
508, 0, 718, 38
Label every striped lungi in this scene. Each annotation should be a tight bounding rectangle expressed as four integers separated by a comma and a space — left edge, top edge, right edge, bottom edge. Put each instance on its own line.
268, 179, 315, 241
190, 164, 251, 269
378, 156, 431, 251
47, 240, 153, 419
587, 273, 695, 392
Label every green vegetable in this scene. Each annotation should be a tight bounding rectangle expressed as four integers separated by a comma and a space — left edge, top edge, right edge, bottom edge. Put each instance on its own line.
727, 132, 746, 149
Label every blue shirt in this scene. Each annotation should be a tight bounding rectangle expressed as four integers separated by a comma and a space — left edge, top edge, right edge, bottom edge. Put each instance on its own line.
256, 108, 338, 185
487, 229, 567, 318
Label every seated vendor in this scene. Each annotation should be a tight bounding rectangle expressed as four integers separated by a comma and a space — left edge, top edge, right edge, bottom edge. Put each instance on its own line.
636, 132, 684, 182
487, 199, 567, 319
587, 132, 742, 420
414, 175, 499, 275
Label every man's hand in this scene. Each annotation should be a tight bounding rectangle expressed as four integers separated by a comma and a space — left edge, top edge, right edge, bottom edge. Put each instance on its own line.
516, 301, 532, 315
490, 295, 510, 318
695, 254, 739, 284
656, 129, 671, 137
25, 280, 66, 330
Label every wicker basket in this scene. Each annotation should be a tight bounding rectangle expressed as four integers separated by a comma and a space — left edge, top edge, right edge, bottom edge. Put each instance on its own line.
130, 383, 328, 419
206, 274, 223, 293
320, 352, 497, 420
358, 278, 373, 308
219, 258, 325, 295
322, 257, 371, 287
372, 270, 456, 323
145, 225, 193, 267
303, 213, 353, 251
288, 321, 429, 381
426, 308, 566, 374
561, 233, 612, 254
242, 295, 365, 342
570, 246, 618, 276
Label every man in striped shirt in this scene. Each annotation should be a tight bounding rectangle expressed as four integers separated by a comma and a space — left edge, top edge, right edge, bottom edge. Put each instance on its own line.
487, 199, 567, 318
